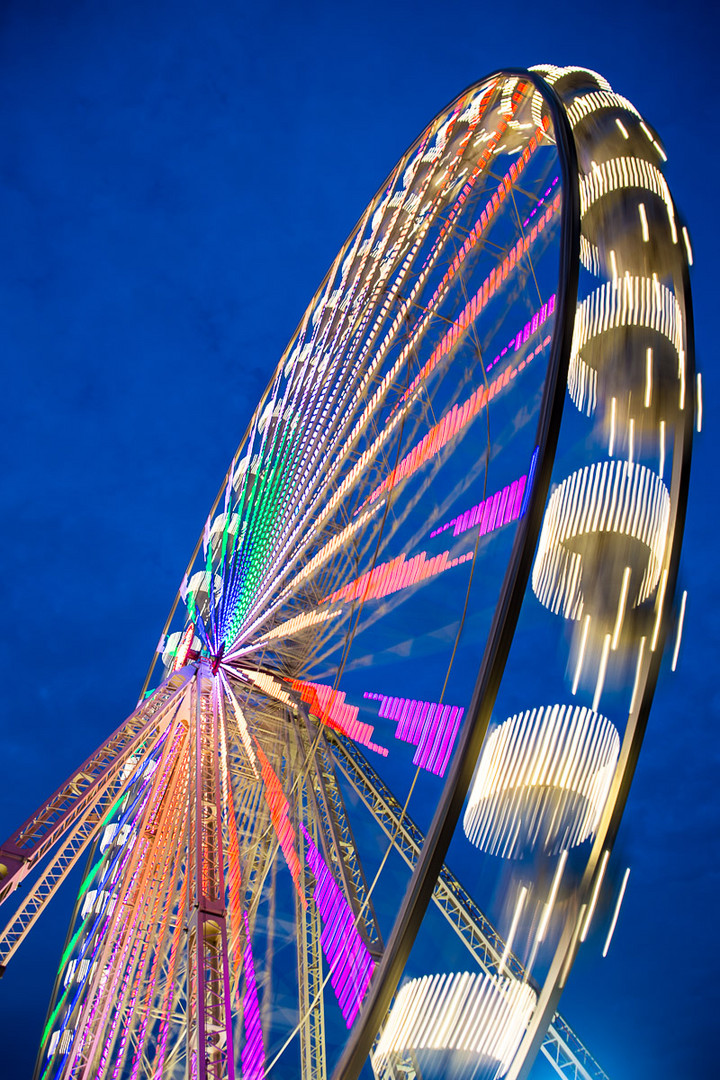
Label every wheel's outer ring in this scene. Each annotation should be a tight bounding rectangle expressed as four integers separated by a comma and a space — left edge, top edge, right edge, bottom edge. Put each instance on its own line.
330, 66, 582, 1080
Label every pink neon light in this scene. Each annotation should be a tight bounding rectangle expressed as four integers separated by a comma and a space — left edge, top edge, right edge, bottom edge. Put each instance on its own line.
301, 824, 374, 1027
430, 474, 527, 540
360, 332, 553, 511
397, 188, 561, 409
291, 679, 388, 756
485, 295, 556, 375
241, 911, 265, 1080
324, 549, 474, 607
365, 693, 464, 777
523, 175, 560, 227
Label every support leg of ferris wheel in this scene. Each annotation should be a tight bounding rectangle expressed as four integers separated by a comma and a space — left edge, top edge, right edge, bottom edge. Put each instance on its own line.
293, 739, 328, 1080
294, 707, 383, 957
325, 729, 610, 1080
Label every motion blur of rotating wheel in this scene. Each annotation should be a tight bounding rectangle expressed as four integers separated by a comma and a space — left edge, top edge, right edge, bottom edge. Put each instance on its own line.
0, 66, 693, 1080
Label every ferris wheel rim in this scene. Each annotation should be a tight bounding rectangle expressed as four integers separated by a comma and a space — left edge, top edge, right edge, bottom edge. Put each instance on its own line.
325, 64, 582, 1080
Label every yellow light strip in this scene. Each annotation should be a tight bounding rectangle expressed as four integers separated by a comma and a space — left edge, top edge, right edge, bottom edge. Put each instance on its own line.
611, 567, 632, 650
593, 634, 611, 712
536, 850, 568, 943
671, 590, 687, 672
602, 868, 630, 957
580, 849, 610, 941
572, 614, 592, 694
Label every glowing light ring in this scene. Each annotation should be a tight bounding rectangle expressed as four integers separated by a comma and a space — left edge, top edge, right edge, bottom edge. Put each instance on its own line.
532, 461, 670, 619
372, 971, 536, 1077
568, 277, 683, 416
565, 90, 642, 130
328, 67, 583, 1080
579, 157, 676, 231
463, 704, 620, 857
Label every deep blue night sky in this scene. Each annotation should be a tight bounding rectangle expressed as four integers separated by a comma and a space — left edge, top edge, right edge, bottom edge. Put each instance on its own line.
0, 2, 717, 1077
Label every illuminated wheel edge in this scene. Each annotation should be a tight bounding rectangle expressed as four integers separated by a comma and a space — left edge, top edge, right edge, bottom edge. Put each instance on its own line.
329, 65, 582, 1080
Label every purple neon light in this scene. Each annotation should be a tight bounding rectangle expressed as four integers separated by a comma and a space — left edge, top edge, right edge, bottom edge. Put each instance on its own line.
241, 911, 265, 1080
301, 825, 374, 1028
429, 474, 527, 542
522, 176, 560, 227
486, 294, 556, 375
364, 693, 464, 778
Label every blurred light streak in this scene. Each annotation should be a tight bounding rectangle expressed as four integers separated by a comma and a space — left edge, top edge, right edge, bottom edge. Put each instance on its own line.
301, 825, 375, 1027
579, 850, 610, 942
682, 225, 693, 265
499, 886, 527, 977
696, 373, 703, 432
671, 590, 687, 672
659, 419, 666, 478
611, 567, 632, 650
324, 548, 473, 606
536, 850, 568, 943
629, 636, 647, 714
572, 615, 591, 694
292, 680, 387, 756
241, 911, 265, 1080
593, 634, 611, 712
485, 295, 556, 375
650, 569, 669, 651
645, 348, 653, 408
602, 868, 630, 957
258, 607, 342, 644
255, 744, 306, 906
638, 202, 649, 242
364, 335, 551, 510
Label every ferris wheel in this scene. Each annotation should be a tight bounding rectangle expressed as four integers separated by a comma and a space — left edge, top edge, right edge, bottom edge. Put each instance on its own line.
0, 64, 694, 1080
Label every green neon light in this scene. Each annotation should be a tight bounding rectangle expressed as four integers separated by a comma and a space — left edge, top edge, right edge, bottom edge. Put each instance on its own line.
77, 853, 108, 901
40, 983, 70, 1049
100, 791, 124, 828
58, 925, 83, 976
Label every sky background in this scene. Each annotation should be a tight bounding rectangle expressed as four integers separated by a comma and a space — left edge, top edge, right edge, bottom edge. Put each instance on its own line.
0, 1, 717, 1077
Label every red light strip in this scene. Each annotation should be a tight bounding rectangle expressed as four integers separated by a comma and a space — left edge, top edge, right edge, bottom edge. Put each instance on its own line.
291, 679, 388, 757
400, 187, 561, 409
324, 548, 474, 606
256, 744, 305, 906
361, 333, 552, 510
